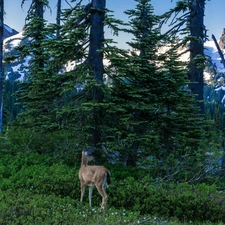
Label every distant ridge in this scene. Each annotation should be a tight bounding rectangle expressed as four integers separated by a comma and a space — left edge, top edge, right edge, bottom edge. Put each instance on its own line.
3, 24, 18, 40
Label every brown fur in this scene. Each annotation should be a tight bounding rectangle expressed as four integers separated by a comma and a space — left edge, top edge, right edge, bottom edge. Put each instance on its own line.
78, 151, 110, 210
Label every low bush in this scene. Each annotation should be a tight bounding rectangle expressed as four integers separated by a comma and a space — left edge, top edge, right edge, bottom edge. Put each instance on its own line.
0, 189, 143, 225
0, 152, 80, 198
109, 177, 225, 223
1, 151, 225, 223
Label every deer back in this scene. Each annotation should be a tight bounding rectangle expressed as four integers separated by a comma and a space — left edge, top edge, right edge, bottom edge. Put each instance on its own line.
79, 165, 110, 186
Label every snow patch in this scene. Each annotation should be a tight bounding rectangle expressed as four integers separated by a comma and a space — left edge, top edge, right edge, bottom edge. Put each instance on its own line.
204, 71, 211, 81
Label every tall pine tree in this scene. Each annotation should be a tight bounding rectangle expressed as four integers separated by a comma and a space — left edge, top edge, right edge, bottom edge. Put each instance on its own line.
14, 0, 51, 129
161, 0, 206, 114
38, 0, 125, 155
107, 0, 204, 171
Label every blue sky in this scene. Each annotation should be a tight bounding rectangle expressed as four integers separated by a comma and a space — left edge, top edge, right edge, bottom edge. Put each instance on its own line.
4, 0, 225, 48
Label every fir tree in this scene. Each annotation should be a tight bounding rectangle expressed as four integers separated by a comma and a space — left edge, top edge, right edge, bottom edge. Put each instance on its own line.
158, 46, 204, 166
107, 0, 164, 165
160, 0, 206, 114
107, 0, 204, 170
37, 0, 126, 154
14, 0, 55, 130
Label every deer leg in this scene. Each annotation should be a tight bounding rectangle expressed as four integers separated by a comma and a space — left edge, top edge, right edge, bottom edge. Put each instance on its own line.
96, 184, 107, 210
89, 186, 93, 207
80, 183, 85, 202
101, 174, 108, 209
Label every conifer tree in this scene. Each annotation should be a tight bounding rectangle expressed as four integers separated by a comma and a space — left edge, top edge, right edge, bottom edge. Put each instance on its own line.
15, 0, 53, 129
159, 46, 204, 170
37, 0, 125, 152
188, 0, 206, 114
106, 0, 204, 169
50, 0, 106, 148
105, 0, 164, 165
161, 0, 206, 114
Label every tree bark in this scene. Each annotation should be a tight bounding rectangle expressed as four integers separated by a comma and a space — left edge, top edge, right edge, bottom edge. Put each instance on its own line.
188, 0, 205, 114
88, 0, 105, 147
88, 0, 105, 86
56, 0, 61, 37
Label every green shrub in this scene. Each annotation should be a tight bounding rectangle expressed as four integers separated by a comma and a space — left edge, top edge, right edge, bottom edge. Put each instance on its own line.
0, 128, 81, 165
108, 178, 225, 223
108, 165, 146, 180
1, 151, 225, 223
0, 189, 144, 225
0, 154, 79, 197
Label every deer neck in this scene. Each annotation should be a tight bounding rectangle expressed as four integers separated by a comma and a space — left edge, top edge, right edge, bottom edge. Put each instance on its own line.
81, 152, 88, 167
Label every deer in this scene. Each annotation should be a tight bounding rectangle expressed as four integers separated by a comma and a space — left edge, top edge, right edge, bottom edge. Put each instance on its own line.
78, 148, 111, 210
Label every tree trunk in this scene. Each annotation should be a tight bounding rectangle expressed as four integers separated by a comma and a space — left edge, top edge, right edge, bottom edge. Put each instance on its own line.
188, 0, 205, 114
0, 0, 4, 133
34, 0, 44, 19
88, 0, 105, 85
56, 0, 61, 37
88, 0, 105, 147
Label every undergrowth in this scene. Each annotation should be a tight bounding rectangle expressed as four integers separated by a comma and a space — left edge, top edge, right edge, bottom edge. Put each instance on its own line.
0, 151, 225, 224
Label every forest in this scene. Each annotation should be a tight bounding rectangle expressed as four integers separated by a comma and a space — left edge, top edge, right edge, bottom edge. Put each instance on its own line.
1, 0, 225, 224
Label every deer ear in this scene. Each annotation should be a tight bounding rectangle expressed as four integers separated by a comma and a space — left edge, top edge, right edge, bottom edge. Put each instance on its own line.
86, 148, 95, 155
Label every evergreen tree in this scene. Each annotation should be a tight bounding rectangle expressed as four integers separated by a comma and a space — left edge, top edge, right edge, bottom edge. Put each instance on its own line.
29, 0, 125, 153
188, 0, 206, 114
106, 0, 204, 170
158, 47, 205, 178
14, 0, 53, 130
107, 0, 162, 165
86, 0, 106, 147
51, 0, 106, 148
161, 0, 206, 114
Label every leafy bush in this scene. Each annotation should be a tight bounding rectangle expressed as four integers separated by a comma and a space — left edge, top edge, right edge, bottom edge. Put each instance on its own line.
1, 151, 225, 223
0, 128, 81, 165
0, 152, 79, 198
109, 177, 225, 223
0, 189, 143, 225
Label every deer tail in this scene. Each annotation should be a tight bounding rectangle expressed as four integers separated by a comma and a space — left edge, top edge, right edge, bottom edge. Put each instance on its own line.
106, 171, 111, 185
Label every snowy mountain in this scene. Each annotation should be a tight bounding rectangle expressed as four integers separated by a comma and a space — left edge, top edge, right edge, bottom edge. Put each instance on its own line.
205, 40, 225, 73
3, 24, 18, 40
3, 30, 79, 81
3, 28, 225, 98
171, 40, 225, 83
4, 31, 29, 81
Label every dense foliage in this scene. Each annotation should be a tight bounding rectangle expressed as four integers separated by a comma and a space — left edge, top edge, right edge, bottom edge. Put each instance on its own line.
0, 148, 225, 224
3, 0, 206, 164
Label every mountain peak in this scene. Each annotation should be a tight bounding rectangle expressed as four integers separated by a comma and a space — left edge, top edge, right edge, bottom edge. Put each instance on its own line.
3, 24, 18, 40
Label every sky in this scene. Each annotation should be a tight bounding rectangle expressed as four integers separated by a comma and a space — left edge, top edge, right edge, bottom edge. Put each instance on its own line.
4, 0, 225, 49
